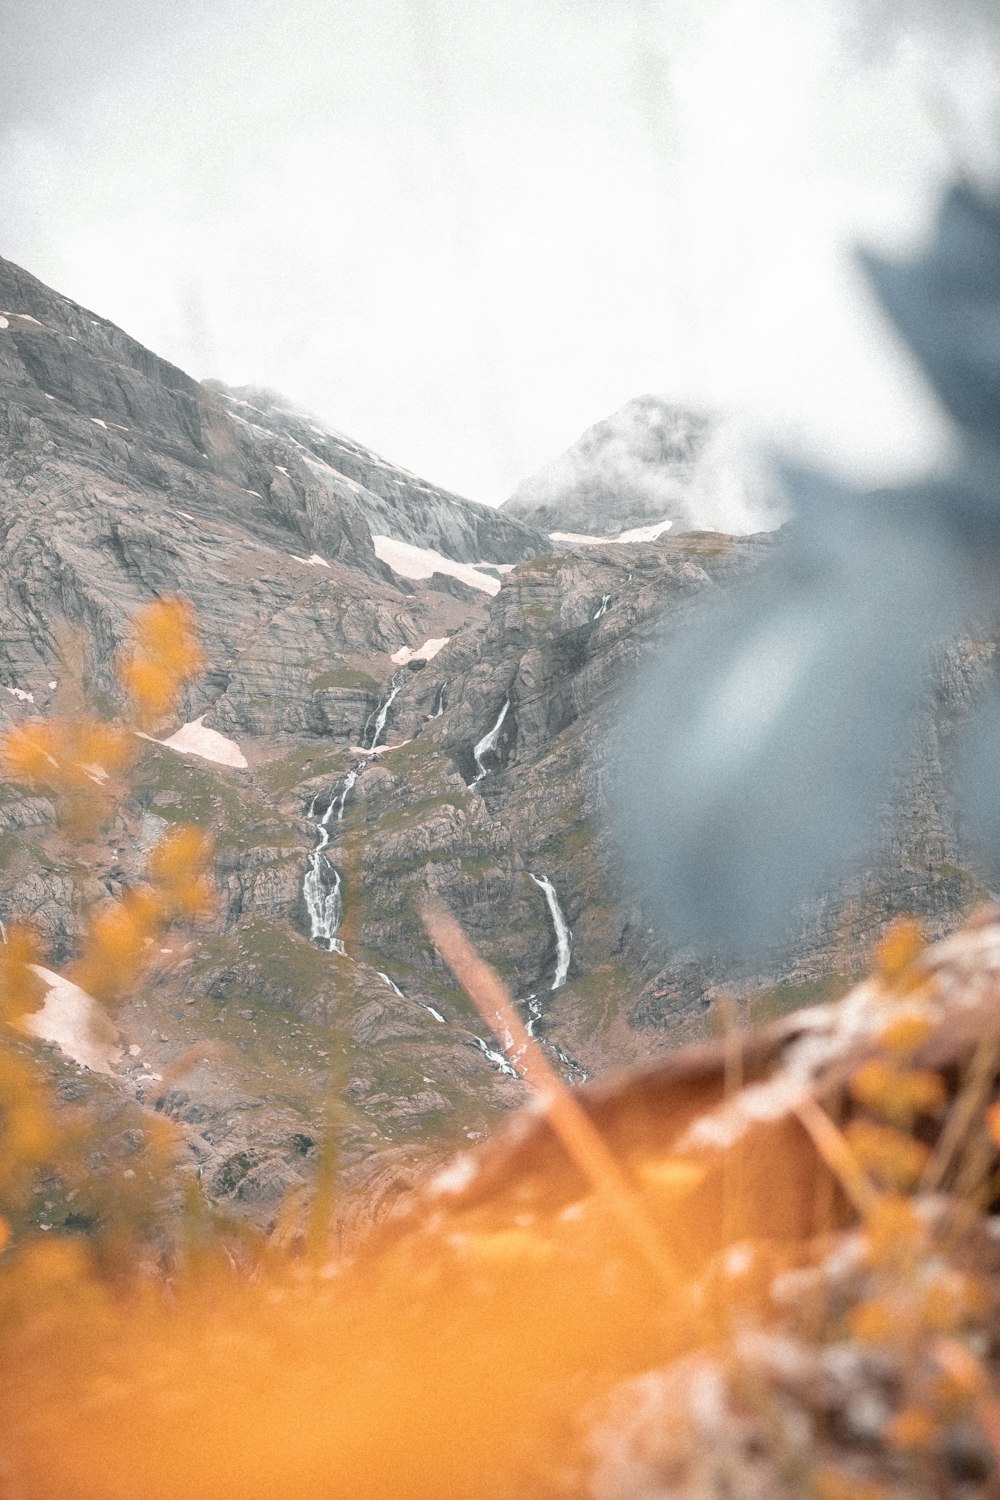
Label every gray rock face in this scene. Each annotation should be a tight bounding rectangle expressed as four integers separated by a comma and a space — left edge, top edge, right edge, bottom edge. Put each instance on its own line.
206, 381, 547, 565
501, 395, 713, 537
0, 255, 990, 1229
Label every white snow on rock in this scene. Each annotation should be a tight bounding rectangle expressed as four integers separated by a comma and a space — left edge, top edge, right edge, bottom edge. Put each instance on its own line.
347, 738, 412, 757
25, 966, 120, 1074
291, 553, 331, 568
372, 535, 502, 596
154, 716, 248, 769
0, 317, 8, 330
550, 519, 674, 546
391, 636, 448, 667
90, 417, 107, 429
4, 685, 34, 702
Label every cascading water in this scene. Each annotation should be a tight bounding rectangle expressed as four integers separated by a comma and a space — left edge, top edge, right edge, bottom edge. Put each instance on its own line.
377, 970, 447, 1023
529, 873, 572, 989
519, 875, 588, 1082
523, 992, 543, 1038
470, 697, 510, 788
430, 680, 448, 719
330, 761, 364, 822
303, 794, 346, 953
302, 669, 408, 951
364, 670, 405, 751
471, 1035, 519, 1079
593, 593, 612, 621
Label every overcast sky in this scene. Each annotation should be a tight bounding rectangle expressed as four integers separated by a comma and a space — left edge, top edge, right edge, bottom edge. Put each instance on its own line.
1, 0, 998, 504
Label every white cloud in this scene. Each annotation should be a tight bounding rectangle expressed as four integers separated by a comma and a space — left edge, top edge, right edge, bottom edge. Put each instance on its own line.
1, 0, 998, 505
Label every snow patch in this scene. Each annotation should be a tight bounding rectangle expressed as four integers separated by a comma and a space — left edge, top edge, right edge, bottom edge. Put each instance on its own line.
90, 418, 107, 429
291, 553, 331, 568
347, 739, 411, 757
372, 535, 501, 596
0, 317, 8, 330
391, 636, 448, 667
4, 685, 34, 703
155, 716, 248, 769
550, 519, 674, 546
25, 966, 120, 1074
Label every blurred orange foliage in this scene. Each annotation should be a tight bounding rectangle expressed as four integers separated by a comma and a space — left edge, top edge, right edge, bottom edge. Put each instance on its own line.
117, 596, 206, 731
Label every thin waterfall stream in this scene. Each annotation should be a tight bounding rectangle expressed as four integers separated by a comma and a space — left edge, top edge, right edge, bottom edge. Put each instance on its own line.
525, 872, 589, 1081
529, 873, 572, 989
302, 789, 346, 953
470, 697, 510, 788
302, 670, 405, 954
363, 669, 405, 751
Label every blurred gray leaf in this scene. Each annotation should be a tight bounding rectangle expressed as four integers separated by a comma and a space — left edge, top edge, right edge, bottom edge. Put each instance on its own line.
616, 176, 1000, 959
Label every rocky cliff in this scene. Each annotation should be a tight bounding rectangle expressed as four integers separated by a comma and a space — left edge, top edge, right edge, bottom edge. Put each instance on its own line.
0, 254, 991, 1230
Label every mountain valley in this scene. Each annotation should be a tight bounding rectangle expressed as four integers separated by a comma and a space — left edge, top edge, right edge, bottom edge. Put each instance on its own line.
0, 253, 992, 1232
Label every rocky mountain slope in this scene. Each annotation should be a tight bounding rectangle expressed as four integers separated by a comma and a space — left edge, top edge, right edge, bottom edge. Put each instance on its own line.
0, 254, 991, 1230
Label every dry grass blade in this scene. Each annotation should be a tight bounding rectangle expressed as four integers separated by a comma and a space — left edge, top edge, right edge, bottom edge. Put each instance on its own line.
421, 896, 683, 1291
923, 993, 1000, 1195
794, 1094, 879, 1218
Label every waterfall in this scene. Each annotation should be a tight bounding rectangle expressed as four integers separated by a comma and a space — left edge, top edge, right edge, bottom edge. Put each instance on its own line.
530, 873, 572, 989
331, 760, 365, 821
470, 697, 510, 788
302, 668, 409, 949
593, 593, 612, 621
378, 970, 446, 1023
364, 670, 405, 751
430, 680, 448, 719
302, 796, 346, 953
519, 985, 589, 1081
471, 1035, 519, 1079
523, 991, 543, 1037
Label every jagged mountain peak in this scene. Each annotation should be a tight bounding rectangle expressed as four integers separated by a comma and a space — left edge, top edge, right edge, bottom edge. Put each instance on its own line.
502, 394, 714, 539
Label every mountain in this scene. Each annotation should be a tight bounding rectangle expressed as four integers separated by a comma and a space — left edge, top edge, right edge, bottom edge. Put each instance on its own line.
0, 255, 990, 1231
501, 394, 713, 538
